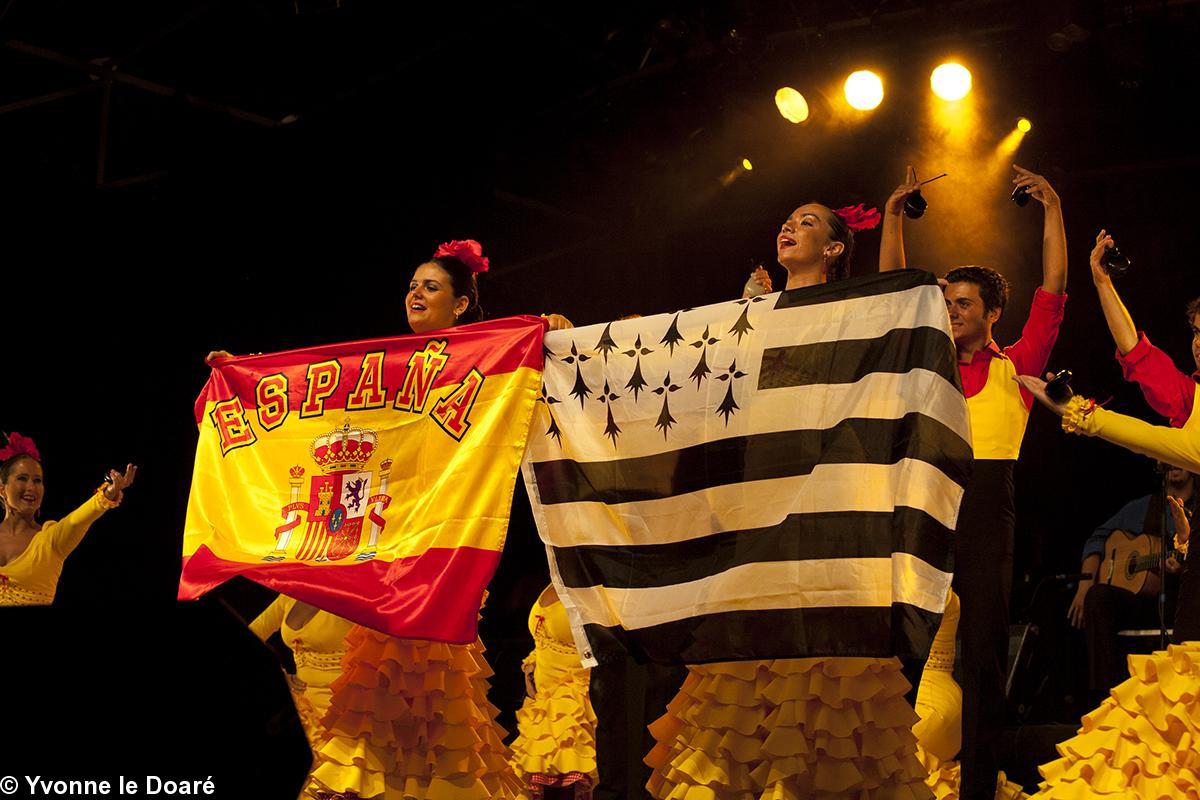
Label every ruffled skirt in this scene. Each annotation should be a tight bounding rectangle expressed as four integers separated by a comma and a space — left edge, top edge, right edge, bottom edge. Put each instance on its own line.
307, 627, 522, 800
915, 746, 1029, 800
1034, 641, 1200, 799
291, 681, 327, 748
510, 668, 597, 796
646, 657, 933, 800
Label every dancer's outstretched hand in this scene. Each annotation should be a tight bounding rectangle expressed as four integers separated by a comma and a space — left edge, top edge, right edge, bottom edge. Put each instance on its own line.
1013, 164, 1060, 208
104, 464, 137, 502
1089, 229, 1117, 285
1014, 372, 1069, 417
885, 165, 920, 216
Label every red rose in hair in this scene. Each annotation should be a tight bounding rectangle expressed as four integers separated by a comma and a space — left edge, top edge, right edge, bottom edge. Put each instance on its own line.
833, 204, 882, 232
433, 239, 490, 274
0, 432, 41, 463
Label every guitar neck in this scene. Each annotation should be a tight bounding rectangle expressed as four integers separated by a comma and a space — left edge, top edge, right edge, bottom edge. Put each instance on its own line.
1130, 548, 1181, 573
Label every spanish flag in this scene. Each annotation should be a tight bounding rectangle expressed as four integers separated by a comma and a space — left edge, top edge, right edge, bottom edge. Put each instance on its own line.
180, 316, 545, 643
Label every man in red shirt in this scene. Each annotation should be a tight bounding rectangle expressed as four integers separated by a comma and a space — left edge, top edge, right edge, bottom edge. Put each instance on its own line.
881, 164, 1068, 799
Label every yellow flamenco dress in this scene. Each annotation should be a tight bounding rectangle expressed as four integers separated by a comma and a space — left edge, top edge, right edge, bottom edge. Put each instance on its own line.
1032, 641, 1200, 799
509, 585, 598, 798
1031, 399, 1200, 796
0, 490, 116, 607
307, 602, 522, 800
645, 650, 932, 799
912, 591, 1029, 800
250, 594, 355, 746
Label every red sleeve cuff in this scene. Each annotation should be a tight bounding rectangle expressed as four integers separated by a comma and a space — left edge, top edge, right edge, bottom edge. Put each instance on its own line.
1031, 286, 1067, 310
1116, 331, 1153, 371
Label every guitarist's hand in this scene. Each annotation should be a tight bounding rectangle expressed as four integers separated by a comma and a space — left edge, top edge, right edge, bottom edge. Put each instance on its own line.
1166, 555, 1182, 574
1168, 495, 1190, 546
1068, 581, 1092, 629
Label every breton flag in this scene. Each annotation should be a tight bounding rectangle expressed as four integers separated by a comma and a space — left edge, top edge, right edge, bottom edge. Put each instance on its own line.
180, 316, 544, 643
521, 270, 970, 667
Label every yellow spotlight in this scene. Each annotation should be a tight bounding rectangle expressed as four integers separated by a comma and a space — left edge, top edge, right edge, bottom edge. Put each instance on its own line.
995, 120, 1030, 158
774, 87, 810, 123
741, 158, 754, 171
844, 70, 884, 110
930, 62, 972, 101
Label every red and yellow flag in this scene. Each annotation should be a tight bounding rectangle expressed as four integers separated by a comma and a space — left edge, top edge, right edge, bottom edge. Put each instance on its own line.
180, 316, 545, 642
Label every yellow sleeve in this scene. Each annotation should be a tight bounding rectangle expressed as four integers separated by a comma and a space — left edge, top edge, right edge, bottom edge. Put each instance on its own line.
44, 492, 108, 560
1078, 406, 1200, 473
249, 595, 289, 641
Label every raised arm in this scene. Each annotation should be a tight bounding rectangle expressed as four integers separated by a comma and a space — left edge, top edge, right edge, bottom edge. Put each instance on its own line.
1090, 229, 1138, 354
46, 464, 136, 559
1017, 374, 1200, 473
1013, 164, 1066, 294
878, 165, 918, 272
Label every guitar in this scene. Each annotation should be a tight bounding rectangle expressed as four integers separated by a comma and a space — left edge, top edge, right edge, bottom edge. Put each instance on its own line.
1100, 529, 1181, 596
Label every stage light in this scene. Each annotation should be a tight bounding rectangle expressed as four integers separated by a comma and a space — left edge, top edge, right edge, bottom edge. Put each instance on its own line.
741, 158, 754, 171
930, 63, 972, 101
995, 119, 1031, 158
774, 87, 810, 123
844, 70, 884, 110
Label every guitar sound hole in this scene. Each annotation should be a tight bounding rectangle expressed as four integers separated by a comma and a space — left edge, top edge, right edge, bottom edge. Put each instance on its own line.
1126, 554, 1139, 579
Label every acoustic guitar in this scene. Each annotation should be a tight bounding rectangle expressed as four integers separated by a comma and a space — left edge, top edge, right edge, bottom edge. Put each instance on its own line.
1100, 529, 1180, 596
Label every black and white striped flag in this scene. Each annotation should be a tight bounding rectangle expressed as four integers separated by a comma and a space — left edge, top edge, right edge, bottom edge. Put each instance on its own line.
521, 270, 970, 667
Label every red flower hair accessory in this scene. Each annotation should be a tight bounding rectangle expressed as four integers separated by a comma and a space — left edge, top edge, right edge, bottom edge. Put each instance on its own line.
833, 204, 882, 232
0, 432, 41, 463
433, 239, 490, 274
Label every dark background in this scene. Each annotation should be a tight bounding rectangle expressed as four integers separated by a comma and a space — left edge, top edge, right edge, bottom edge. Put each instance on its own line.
5, 0, 1200, 793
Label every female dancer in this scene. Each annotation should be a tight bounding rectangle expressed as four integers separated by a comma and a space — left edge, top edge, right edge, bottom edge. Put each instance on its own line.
307, 239, 570, 800
912, 590, 1029, 800
509, 583, 598, 799
1017, 373, 1199, 798
645, 202, 934, 800
0, 432, 136, 606
250, 595, 355, 747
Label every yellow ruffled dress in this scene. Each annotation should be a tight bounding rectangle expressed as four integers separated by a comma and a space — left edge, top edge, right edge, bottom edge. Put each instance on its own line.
250, 594, 354, 745
510, 586, 598, 797
645, 652, 933, 800
913, 591, 1029, 800
307, 606, 522, 800
0, 491, 112, 606
1033, 641, 1200, 799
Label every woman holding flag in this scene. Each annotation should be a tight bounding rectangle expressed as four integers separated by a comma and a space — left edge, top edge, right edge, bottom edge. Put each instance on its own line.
305, 240, 571, 800
644, 203, 934, 800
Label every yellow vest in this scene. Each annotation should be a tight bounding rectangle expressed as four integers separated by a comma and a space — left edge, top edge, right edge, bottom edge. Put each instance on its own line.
965, 356, 1030, 461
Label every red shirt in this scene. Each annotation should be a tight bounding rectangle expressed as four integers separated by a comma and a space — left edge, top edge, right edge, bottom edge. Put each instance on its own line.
958, 287, 1067, 409
1115, 331, 1199, 428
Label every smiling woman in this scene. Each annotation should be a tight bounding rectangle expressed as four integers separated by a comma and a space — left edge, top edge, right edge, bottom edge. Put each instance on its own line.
407, 239, 488, 332
305, 238, 557, 800
0, 432, 136, 606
